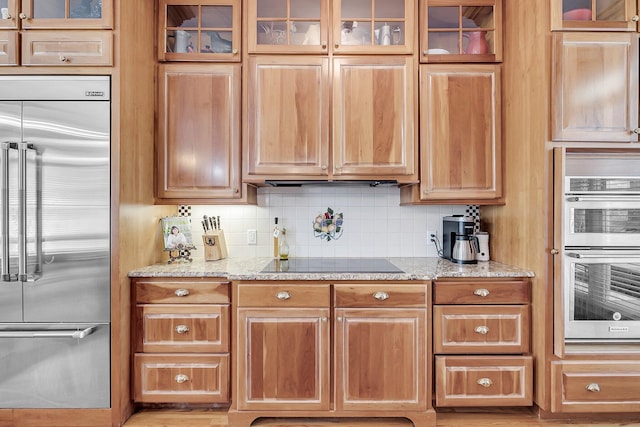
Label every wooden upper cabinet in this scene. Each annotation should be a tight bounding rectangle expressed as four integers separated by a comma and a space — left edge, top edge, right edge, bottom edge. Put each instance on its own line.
158, 0, 241, 62
247, 0, 414, 54
551, 0, 639, 31
332, 0, 415, 54
0, 30, 18, 65
157, 63, 243, 200
247, 0, 329, 54
551, 32, 639, 142
244, 55, 330, 179
415, 64, 502, 202
332, 56, 417, 180
420, 0, 503, 63
0, 0, 18, 29
19, 0, 113, 29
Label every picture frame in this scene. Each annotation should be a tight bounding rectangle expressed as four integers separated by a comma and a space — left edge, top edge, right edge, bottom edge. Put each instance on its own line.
160, 216, 195, 251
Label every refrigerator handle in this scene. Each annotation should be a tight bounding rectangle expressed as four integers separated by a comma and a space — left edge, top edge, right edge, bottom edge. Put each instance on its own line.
1, 142, 16, 282
0, 326, 98, 339
18, 142, 38, 282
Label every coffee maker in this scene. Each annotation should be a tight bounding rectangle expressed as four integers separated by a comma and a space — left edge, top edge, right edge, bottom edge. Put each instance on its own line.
442, 216, 477, 264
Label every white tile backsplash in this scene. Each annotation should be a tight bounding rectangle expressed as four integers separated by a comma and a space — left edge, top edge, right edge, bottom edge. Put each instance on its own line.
188, 185, 466, 260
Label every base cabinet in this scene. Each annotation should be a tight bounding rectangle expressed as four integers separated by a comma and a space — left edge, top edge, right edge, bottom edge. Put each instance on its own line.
131, 278, 231, 404
433, 279, 533, 407
551, 360, 640, 413
231, 281, 433, 427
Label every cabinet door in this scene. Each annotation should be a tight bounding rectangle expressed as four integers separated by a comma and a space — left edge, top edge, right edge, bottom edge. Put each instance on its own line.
0, 30, 17, 65
419, 64, 501, 201
333, 56, 417, 181
244, 56, 330, 180
157, 63, 242, 199
0, 0, 18, 28
248, 0, 329, 54
332, 0, 414, 54
20, 0, 113, 29
236, 308, 330, 410
335, 308, 427, 411
420, 0, 502, 63
552, 32, 639, 142
551, 0, 638, 31
158, 0, 241, 62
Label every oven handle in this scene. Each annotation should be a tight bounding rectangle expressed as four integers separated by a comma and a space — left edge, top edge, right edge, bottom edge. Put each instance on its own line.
566, 251, 640, 258
566, 195, 640, 202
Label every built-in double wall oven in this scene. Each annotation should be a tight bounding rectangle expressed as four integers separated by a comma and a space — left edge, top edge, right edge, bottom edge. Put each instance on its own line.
557, 149, 640, 342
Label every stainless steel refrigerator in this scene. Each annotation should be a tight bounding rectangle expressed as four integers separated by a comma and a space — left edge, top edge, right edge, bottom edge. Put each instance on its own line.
0, 76, 110, 408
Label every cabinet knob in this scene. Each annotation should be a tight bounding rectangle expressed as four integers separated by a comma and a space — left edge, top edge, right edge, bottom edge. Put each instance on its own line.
473, 288, 490, 297
174, 288, 190, 297
276, 291, 291, 300
19, 12, 27, 20
321, 165, 327, 170
632, 15, 639, 22
232, 48, 238, 54
321, 41, 327, 49
59, 55, 69, 63
175, 325, 190, 334
335, 43, 339, 48
474, 325, 489, 334
586, 383, 601, 392
336, 316, 343, 321
550, 249, 559, 255
477, 378, 493, 388
174, 374, 189, 384
3, 13, 11, 19
373, 291, 389, 301
632, 128, 640, 135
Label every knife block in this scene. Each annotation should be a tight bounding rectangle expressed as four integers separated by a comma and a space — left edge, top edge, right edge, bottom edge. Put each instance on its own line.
202, 230, 228, 261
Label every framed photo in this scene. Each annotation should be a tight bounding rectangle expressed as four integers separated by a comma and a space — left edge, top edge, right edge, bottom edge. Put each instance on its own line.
160, 216, 195, 251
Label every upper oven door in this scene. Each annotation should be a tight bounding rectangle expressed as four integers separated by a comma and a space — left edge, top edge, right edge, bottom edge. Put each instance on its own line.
564, 195, 640, 248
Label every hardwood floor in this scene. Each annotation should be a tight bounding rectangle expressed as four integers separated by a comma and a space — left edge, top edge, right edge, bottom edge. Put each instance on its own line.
122, 409, 640, 427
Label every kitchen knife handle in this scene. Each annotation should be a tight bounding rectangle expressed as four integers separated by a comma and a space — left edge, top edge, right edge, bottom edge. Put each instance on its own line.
1, 143, 12, 281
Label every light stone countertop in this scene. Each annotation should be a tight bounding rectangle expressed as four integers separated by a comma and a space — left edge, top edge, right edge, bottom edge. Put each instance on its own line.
128, 257, 534, 280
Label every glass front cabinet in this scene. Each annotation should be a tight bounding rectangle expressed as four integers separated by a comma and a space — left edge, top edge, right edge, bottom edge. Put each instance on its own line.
551, 0, 639, 31
247, 0, 414, 54
158, 0, 241, 62
420, 0, 502, 62
19, 0, 113, 29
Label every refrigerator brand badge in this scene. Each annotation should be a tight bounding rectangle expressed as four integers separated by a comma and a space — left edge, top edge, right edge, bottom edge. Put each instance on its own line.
85, 91, 105, 97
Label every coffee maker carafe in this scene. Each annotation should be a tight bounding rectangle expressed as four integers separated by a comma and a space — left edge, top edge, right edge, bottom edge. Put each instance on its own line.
442, 216, 478, 264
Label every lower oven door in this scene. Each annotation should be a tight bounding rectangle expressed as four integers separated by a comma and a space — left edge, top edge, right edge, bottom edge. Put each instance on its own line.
564, 196, 640, 247
564, 251, 640, 341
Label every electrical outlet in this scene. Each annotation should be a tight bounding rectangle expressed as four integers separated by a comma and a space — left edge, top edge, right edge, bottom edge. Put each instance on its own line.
428, 230, 438, 242
247, 229, 257, 245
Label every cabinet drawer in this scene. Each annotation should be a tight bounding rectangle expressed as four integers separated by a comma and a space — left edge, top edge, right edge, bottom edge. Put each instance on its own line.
551, 360, 640, 413
134, 279, 230, 304
135, 304, 229, 353
334, 284, 427, 307
0, 31, 18, 66
237, 283, 330, 307
435, 355, 532, 407
433, 280, 530, 305
434, 305, 530, 354
21, 30, 112, 66
133, 353, 229, 403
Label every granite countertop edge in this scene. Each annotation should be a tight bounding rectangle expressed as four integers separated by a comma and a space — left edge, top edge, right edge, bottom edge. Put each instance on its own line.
128, 257, 535, 280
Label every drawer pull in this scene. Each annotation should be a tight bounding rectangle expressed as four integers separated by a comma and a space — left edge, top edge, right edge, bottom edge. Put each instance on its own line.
175, 325, 190, 334
477, 378, 493, 388
174, 288, 190, 297
586, 383, 601, 393
474, 288, 490, 297
174, 374, 189, 384
373, 291, 389, 301
276, 291, 291, 300
474, 325, 489, 334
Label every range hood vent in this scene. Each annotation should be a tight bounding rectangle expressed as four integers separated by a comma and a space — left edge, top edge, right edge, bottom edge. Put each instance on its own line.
264, 180, 399, 187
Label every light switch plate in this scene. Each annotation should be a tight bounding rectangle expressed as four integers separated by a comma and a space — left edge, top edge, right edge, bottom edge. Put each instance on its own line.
247, 229, 257, 245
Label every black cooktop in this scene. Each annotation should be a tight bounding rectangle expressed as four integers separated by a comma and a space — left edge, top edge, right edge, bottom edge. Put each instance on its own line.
261, 258, 404, 273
